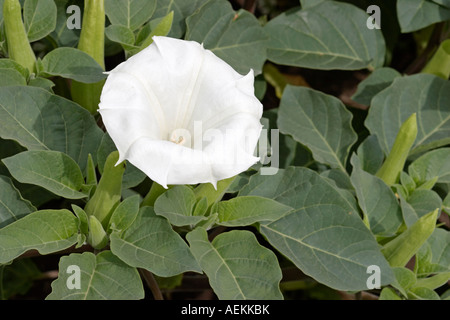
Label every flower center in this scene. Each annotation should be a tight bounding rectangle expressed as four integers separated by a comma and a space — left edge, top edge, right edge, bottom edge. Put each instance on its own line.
169, 128, 191, 148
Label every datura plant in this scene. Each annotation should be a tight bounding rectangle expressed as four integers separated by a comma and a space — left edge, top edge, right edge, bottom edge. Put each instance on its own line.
0, 0, 449, 303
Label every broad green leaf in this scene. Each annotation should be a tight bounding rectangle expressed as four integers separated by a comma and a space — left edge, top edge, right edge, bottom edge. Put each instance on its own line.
110, 206, 201, 277
350, 156, 403, 236
365, 74, 450, 157
391, 267, 416, 297
23, 0, 57, 42
104, 0, 156, 31
108, 194, 140, 233
239, 167, 358, 214
0, 86, 103, 172
405, 189, 442, 225
300, 0, 327, 8
47, 251, 144, 300
0, 58, 29, 79
260, 203, 394, 291
265, 1, 385, 70
27, 77, 55, 92
379, 287, 402, 300
319, 169, 354, 192
278, 85, 357, 171
105, 24, 136, 51
240, 167, 393, 291
355, 135, 384, 175
154, 185, 207, 227
407, 286, 440, 300
153, 0, 208, 38
382, 209, 438, 268
0, 68, 26, 87
416, 228, 450, 276
409, 148, 450, 185
0, 209, 78, 264
185, 0, 268, 75
187, 227, 283, 300
39, 47, 107, 83
216, 196, 292, 227
397, 0, 450, 33
0, 175, 35, 227
352, 67, 402, 106
3, 150, 87, 199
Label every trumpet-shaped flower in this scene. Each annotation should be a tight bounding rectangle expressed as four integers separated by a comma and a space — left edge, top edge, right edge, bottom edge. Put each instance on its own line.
98, 36, 263, 188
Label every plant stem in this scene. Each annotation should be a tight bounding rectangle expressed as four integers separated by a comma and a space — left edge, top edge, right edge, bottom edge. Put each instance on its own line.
139, 269, 164, 300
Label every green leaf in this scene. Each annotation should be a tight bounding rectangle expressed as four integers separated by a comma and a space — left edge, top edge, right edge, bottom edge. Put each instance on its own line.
265, 1, 385, 70
397, 0, 450, 33
379, 287, 402, 300
407, 286, 440, 300
39, 47, 107, 83
422, 39, 450, 80
153, 0, 208, 38
105, 24, 136, 51
352, 67, 402, 106
108, 194, 140, 233
104, 0, 156, 31
355, 135, 384, 175
405, 189, 442, 225
239, 167, 358, 214
0, 58, 29, 79
391, 267, 416, 297
185, 0, 268, 75
0, 68, 26, 87
240, 167, 393, 291
110, 206, 201, 277
23, 0, 57, 42
154, 185, 207, 227
216, 196, 292, 227
409, 148, 450, 185
382, 209, 438, 268
433, 0, 450, 8
350, 156, 403, 236
3, 150, 87, 199
0, 175, 36, 227
47, 251, 144, 300
0, 209, 78, 264
416, 228, 450, 276
0, 86, 103, 172
186, 227, 283, 300
277, 85, 357, 171
366, 74, 450, 157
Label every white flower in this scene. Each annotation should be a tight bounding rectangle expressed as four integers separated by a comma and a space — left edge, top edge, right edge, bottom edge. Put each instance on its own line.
98, 36, 263, 188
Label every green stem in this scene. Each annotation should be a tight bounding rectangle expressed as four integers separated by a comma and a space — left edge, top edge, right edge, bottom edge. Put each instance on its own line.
71, 0, 105, 114
3, 0, 36, 74
376, 113, 418, 186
